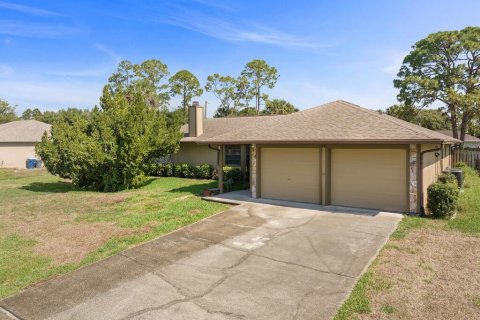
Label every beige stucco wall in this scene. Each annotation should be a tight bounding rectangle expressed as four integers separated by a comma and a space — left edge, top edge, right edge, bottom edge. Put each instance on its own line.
260, 147, 321, 204
421, 144, 450, 210
0, 142, 37, 168
171, 142, 217, 166
330, 148, 407, 212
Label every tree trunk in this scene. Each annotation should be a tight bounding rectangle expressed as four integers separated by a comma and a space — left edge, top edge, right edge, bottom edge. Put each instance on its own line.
460, 112, 469, 142
256, 87, 260, 114
450, 104, 458, 139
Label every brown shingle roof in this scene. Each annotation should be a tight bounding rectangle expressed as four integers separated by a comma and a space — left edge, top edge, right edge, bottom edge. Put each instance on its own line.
182, 100, 460, 144
0, 120, 51, 142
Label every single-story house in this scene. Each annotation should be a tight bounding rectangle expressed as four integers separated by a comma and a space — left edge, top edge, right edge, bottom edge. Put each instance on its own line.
0, 120, 51, 168
436, 129, 480, 149
173, 100, 460, 214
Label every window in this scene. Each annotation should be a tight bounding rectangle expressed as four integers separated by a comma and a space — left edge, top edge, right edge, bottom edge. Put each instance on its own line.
225, 145, 241, 165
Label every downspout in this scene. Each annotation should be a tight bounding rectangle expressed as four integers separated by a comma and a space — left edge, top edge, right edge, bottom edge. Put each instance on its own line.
419, 146, 441, 215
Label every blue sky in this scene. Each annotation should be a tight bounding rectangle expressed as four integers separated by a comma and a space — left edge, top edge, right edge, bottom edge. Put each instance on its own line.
0, 0, 479, 117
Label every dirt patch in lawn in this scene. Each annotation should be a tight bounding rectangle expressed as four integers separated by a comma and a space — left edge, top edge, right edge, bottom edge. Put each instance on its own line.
3, 213, 133, 265
358, 227, 480, 320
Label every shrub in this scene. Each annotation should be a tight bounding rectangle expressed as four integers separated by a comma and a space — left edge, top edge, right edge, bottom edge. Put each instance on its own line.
174, 164, 182, 177
181, 163, 195, 178
164, 163, 174, 177
223, 166, 241, 183
196, 164, 213, 179
438, 172, 457, 186
427, 182, 459, 218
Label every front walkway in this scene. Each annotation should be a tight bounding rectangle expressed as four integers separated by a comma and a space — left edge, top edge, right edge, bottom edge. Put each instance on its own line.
1, 202, 401, 320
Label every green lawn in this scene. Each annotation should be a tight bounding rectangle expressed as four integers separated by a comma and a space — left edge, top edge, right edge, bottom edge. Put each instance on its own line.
334, 165, 480, 320
0, 169, 228, 299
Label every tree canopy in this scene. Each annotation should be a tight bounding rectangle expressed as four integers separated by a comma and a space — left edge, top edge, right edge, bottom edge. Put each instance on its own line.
384, 104, 450, 130
241, 59, 279, 114
394, 26, 480, 140
169, 70, 203, 112
0, 99, 18, 124
106, 59, 170, 109
263, 99, 298, 115
206, 59, 280, 117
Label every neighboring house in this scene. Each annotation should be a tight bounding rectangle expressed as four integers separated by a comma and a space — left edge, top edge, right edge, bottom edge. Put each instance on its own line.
173, 100, 459, 214
436, 129, 480, 149
0, 120, 51, 168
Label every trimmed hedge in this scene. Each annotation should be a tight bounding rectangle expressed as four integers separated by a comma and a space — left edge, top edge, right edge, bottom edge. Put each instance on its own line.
146, 163, 243, 182
427, 175, 460, 218
223, 166, 241, 183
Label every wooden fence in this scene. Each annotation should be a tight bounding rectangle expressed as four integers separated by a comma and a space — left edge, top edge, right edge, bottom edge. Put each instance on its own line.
452, 149, 480, 169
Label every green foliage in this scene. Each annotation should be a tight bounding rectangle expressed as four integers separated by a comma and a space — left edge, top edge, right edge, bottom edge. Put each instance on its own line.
438, 172, 458, 185
241, 59, 279, 113
36, 90, 182, 191
394, 27, 480, 140
169, 70, 203, 111
427, 182, 459, 218
147, 162, 214, 180
263, 99, 298, 115
205, 73, 239, 117
447, 165, 480, 233
207, 59, 279, 117
0, 98, 18, 124
385, 104, 450, 130
106, 59, 170, 109
196, 163, 214, 179
223, 166, 241, 183
21, 107, 91, 124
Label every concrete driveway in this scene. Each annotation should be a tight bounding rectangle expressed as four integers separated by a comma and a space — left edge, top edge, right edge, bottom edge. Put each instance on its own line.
0, 203, 401, 320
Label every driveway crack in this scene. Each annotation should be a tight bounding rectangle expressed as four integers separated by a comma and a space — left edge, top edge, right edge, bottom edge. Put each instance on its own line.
119, 249, 252, 320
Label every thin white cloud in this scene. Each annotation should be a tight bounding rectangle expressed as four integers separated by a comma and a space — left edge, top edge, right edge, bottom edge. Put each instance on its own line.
0, 64, 13, 76
0, 20, 83, 38
160, 12, 325, 50
0, 1, 59, 16
94, 43, 121, 63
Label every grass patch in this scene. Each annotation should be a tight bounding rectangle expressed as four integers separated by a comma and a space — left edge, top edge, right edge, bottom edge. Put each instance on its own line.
0, 234, 54, 298
381, 304, 395, 314
333, 262, 391, 320
0, 169, 228, 299
473, 296, 480, 308
390, 216, 426, 240
446, 166, 480, 234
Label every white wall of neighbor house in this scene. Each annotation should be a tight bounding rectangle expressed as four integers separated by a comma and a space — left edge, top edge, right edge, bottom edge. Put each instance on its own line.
171, 142, 217, 166
0, 142, 37, 168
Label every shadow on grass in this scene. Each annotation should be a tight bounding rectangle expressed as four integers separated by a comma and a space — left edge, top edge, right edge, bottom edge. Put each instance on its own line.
167, 181, 218, 196
20, 181, 74, 193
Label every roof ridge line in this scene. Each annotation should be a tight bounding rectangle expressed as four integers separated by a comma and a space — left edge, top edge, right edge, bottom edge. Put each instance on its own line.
339, 100, 439, 140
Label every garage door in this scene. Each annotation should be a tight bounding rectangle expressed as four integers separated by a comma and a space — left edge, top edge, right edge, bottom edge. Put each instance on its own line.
260, 147, 320, 204
331, 148, 407, 212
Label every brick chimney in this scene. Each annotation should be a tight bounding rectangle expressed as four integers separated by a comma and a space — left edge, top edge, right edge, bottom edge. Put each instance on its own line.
188, 101, 204, 137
